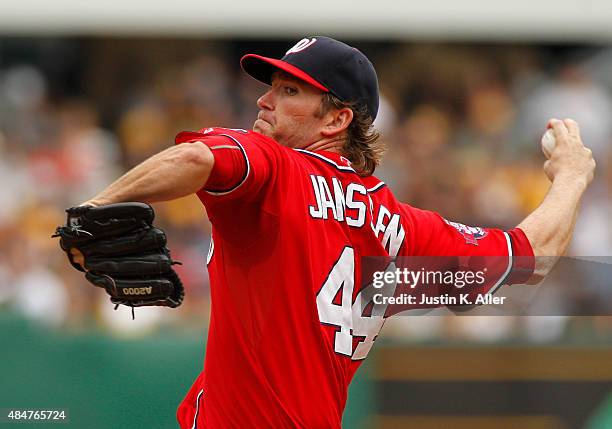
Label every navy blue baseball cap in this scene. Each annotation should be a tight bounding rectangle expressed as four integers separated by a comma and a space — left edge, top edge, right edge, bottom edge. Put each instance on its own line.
241, 36, 379, 121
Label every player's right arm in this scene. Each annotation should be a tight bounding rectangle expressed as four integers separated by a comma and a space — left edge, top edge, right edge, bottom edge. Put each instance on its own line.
83, 141, 215, 206
82, 128, 274, 207
517, 118, 595, 283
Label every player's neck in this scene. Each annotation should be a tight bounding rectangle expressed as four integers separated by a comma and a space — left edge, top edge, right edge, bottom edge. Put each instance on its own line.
302, 136, 344, 154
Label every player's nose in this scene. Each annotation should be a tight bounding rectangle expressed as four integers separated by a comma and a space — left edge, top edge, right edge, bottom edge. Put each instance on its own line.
257, 89, 274, 111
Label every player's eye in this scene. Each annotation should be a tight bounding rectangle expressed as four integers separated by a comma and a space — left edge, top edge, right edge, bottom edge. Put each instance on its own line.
284, 86, 298, 96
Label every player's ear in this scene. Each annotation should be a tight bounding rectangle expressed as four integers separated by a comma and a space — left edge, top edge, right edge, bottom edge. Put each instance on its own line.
321, 107, 353, 137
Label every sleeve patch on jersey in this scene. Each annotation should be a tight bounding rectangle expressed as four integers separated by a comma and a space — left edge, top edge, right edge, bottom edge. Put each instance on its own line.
444, 219, 488, 245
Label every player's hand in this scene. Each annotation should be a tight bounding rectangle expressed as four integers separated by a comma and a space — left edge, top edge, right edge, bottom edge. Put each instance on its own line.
70, 248, 86, 269
543, 118, 596, 188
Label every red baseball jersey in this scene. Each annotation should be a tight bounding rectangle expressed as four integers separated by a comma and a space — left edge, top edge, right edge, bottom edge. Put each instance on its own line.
174, 128, 534, 428
175, 127, 392, 429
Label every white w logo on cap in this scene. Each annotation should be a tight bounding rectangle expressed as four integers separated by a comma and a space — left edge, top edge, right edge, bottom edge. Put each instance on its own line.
286, 38, 317, 55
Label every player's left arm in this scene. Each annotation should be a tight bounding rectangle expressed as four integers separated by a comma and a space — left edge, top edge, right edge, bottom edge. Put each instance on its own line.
516, 118, 595, 283
401, 205, 534, 288
401, 118, 595, 288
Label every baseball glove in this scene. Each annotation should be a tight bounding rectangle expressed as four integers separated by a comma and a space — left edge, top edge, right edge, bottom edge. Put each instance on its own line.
53, 202, 184, 315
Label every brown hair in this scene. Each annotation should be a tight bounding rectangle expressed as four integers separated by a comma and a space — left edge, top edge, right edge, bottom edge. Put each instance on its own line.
317, 93, 385, 176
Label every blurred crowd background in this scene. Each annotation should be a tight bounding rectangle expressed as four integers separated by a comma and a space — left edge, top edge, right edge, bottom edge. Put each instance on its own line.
0, 38, 611, 341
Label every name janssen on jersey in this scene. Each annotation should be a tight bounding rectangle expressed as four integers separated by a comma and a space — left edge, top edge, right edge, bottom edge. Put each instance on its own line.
308, 175, 405, 257
309, 175, 368, 227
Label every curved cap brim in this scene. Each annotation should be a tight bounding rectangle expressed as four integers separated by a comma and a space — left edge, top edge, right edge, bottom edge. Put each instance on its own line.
240, 54, 329, 93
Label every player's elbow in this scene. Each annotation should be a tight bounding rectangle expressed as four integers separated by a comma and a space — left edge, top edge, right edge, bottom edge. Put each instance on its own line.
176, 141, 215, 176
517, 227, 566, 285
524, 254, 559, 285
524, 239, 566, 284
525, 271, 546, 285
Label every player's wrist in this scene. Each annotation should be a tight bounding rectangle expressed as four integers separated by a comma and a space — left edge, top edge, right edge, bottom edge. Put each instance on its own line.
80, 198, 104, 208
551, 172, 589, 193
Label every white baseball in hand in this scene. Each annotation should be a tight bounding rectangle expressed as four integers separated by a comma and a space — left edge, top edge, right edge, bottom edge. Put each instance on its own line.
541, 129, 556, 158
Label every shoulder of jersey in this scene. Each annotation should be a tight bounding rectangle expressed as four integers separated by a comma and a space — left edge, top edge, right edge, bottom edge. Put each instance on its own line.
361, 175, 386, 194
176, 127, 272, 144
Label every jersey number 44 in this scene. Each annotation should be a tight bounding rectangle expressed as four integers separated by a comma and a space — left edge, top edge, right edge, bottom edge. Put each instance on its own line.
316, 247, 396, 361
